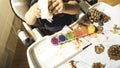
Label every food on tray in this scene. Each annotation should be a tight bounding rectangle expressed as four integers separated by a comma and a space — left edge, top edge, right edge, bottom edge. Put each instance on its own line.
69, 60, 76, 68
77, 9, 110, 26
87, 9, 110, 26
72, 38, 81, 49
87, 8, 100, 23
92, 62, 105, 68
51, 37, 59, 45
95, 44, 104, 54
110, 24, 120, 35
96, 26, 103, 33
108, 45, 120, 60
75, 9, 110, 34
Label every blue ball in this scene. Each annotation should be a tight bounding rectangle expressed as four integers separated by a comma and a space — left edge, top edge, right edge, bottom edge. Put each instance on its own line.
59, 35, 67, 42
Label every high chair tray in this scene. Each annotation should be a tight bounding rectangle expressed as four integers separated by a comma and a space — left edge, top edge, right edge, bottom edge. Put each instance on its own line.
27, 2, 120, 68
27, 26, 91, 68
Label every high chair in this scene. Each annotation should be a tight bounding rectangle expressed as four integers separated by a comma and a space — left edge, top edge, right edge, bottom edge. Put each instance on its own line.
9, 0, 99, 46
10, 0, 43, 45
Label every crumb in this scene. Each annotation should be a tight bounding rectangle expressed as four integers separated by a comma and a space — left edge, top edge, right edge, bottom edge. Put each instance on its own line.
95, 44, 104, 54
92, 62, 105, 68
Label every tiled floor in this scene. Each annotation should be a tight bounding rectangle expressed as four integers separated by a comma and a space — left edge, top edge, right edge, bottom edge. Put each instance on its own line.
11, 0, 120, 68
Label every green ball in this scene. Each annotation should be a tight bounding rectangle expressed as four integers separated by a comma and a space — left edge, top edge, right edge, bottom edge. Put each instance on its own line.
66, 32, 74, 40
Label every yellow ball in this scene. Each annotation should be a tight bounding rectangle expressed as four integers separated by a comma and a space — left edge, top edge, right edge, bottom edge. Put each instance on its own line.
88, 24, 95, 34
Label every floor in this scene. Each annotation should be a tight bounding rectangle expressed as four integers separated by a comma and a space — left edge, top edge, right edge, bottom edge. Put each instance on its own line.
11, 39, 29, 68
11, 0, 120, 68
11, 18, 29, 68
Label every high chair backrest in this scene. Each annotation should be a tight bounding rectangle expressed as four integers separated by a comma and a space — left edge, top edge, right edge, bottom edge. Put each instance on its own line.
10, 0, 29, 21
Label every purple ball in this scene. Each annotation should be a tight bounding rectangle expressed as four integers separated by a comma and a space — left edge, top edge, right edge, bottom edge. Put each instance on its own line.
51, 37, 59, 45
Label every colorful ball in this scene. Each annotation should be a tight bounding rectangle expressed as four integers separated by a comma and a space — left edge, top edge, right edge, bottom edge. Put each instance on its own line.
73, 28, 82, 38
59, 34, 67, 42
66, 32, 74, 40
80, 26, 88, 36
88, 24, 95, 34
51, 37, 59, 45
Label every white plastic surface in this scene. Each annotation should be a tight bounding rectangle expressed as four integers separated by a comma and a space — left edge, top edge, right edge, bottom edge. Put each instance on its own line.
89, 2, 112, 12
27, 26, 91, 68
27, 2, 120, 68
58, 32, 120, 68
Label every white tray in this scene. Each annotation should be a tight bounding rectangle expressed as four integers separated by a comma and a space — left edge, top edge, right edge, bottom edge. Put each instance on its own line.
27, 2, 120, 68
27, 26, 91, 68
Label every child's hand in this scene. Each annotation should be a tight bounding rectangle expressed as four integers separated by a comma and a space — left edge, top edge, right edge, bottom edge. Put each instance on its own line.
49, 0, 65, 15
25, 3, 41, 25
